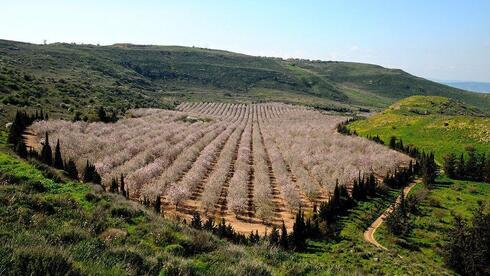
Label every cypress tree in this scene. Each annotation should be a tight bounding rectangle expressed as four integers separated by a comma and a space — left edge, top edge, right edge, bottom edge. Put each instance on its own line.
15, 140, 28, 159
280, 221, 288, 249
203, 217, 215, 231
98, 106, 108, 122
352, 179, 359, 201
465, 147, 478, 180
456, 153, 465, 179
53, 139, 64, 169
248, 231, 255, 243
65, 159, 78, 180
40, 132, 52, 165
443, 153, 456, 178
8, 111, 22, 145
92, 169, 101, 184
389, 136, 397, 149
484, 156, 490, 183
120, 174, 126, 197
83, 160, 100, 184
269, 225, 279, 245
292, 208, 306, 250
368, 173, 377, 196
83, 160, 92, 182
154, 195, 162, 215
110, 178, 118, 193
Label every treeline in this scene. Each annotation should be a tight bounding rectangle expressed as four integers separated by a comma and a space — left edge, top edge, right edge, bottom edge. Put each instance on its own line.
7, 110, 47, 158
443, 147, 490, 183
387, 136, 437, 185
181, 169, 418, 251
336, 117, 359, 135
445, 203, 489, 276
337, 119, 438, 186
7, 110, 110, 188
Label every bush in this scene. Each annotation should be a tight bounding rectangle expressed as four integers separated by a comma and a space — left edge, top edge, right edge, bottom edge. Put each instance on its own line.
72, 238, 106, 261
233, 259, 271, 276
26, 180, 47, 193
164, 244, 185, 256
152, 227, 183, 247
54, 227, 88, 245
103, 248, 148, 275
110, 206, 142, 221
184, 230, 218, 254
10, 247, 79, 276
160, 258, 201, 276
85, 192, 100, 203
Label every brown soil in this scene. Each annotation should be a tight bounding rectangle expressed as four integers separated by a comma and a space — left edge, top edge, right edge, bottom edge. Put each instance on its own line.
363, 179, 420, 250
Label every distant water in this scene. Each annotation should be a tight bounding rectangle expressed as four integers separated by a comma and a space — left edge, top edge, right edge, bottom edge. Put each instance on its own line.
441, 81, 490, 93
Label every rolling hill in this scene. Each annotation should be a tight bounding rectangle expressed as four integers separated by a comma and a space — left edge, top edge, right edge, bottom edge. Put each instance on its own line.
348, 96, 490, 163
1, 39, 489, 123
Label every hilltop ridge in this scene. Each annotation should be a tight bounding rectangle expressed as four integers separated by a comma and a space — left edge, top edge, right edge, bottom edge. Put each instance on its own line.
0, 39, 489, 122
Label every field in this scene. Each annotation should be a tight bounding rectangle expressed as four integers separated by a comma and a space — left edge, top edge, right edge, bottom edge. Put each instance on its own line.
349, 96, 490, 163
27, 103, 410, 233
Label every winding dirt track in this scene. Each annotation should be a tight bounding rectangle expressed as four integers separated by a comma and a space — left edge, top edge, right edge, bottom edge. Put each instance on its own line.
363, 179, 420, 250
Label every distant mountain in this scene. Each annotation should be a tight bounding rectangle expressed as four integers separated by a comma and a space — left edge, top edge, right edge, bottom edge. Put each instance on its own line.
1, 39, 489, 119
441, 81, 490, 93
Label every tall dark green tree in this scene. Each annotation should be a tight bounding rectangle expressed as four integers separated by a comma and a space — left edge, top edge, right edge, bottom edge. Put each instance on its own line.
269, 225, 279, 246
154, 195, 162, 215
97, 106, 108, 122
40, 132, 53, 165
15, 140, 28, 159
386, 191, 410, 236
389, 136, 397, 149
465, 147, 478, 180
456, 153, 465, 179
82, 160, 101, 184
443, 153, 456, 178
280, 220, 288, 249
291, 208, 306, 250
65, 159, 78, 180
109, 177, 118, 193
120, 174, 127, 198
53, 139, 64, 169
421, 152, 437, 185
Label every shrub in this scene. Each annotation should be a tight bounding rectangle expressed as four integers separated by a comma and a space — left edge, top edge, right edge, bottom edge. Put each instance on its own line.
110, 206, 136, 219
72, 238, 106, 261
233, 259, 271, 276
26, 180, 47, 193
54, 227, 88, 245
10, 247, 79, 276
184, 230, 219, 254
164, 244, 185, 256
85, 192, 101, 203
103, 248, 148, 275
160, 258, 201, 276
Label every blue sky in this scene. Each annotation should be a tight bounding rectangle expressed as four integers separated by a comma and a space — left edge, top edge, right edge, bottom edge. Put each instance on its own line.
1, 0, 489, 81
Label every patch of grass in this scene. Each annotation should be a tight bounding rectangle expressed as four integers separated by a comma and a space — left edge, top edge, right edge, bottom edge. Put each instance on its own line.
375, 176, 489, 272
296, 187, 455, 274
349, 96, 490, 163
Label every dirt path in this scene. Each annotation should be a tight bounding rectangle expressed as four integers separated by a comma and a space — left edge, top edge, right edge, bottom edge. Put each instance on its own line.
363, 179, 420, 250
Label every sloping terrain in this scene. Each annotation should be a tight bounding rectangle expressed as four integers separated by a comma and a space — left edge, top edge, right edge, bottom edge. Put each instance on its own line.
1, 39, 489, 124
27, 103, 410, 234
348, 96, 490, 163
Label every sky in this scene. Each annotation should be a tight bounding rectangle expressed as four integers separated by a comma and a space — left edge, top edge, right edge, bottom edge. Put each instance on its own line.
1, 0, 489, 82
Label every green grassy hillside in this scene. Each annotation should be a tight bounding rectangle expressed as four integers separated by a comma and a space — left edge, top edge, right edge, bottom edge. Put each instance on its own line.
0, 136, 316, 275
1, 39, 489, 124
0, 140, 463, 275
349, 96, 490, 163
